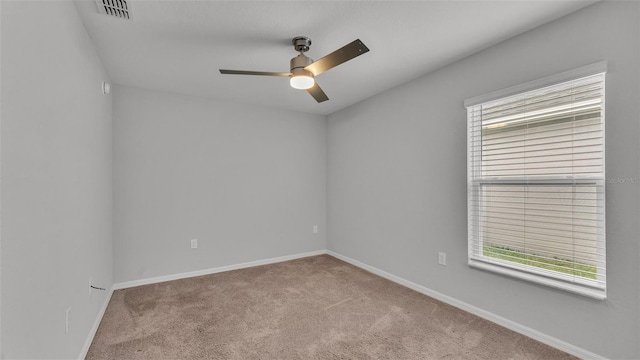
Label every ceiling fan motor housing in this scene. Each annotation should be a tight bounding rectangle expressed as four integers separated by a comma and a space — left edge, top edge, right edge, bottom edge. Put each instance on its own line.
290, 54, 314, 78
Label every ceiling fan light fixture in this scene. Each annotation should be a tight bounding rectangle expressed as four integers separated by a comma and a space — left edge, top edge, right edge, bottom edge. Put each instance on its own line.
290, 68, 315, 90
290, 74, 314, 90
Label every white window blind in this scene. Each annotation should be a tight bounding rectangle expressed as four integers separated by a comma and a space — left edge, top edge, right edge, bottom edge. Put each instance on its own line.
467, 71, 606, 299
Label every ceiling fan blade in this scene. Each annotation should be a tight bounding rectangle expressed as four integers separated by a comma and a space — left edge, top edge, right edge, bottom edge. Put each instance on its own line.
307, 82, 329, 103
304, 39, 369, 76
219, 69, 291, 77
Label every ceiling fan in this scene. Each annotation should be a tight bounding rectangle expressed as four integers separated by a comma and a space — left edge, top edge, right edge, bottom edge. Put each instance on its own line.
219, 36, 370, 103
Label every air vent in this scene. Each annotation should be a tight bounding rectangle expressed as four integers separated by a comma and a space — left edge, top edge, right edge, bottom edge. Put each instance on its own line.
95, 0, 131, 20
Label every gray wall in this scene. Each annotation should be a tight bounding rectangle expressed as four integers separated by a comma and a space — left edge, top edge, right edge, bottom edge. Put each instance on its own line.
113, 86, 326, 283
327, 2, 639, 359
1, 1, 113, 359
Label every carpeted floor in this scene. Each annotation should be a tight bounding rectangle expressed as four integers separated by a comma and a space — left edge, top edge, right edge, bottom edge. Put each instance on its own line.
86, 255, 576, 359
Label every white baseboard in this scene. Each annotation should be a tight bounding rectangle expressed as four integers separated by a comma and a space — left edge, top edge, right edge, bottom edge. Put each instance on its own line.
78, 286, 114, 360
327, 250, 607, 360
113, 249, 328, 290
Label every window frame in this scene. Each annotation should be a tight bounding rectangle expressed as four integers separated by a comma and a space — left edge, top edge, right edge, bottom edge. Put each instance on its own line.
465, 61, 607, 300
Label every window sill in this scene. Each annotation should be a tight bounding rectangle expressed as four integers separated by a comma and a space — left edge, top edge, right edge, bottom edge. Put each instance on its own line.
468, 259, 606, 300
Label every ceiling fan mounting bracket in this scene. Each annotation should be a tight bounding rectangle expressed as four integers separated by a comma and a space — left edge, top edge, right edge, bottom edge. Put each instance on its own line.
292, 36, 312, 53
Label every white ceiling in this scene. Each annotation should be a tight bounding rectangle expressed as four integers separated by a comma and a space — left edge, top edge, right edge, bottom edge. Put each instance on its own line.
75, 0, 597, 116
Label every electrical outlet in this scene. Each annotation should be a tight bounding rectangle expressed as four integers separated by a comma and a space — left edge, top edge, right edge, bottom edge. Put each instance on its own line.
65, 307, 71, 334
438, 252, 446, 266
313, 225, 319, 234
191, 239, 198, 249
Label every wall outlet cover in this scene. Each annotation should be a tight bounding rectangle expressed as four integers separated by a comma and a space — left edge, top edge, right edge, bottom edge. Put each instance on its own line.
438, 252, 447, 266
65, 307, 71, 334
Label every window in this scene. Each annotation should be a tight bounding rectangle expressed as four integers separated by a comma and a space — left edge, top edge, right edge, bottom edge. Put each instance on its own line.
465, 62, 606, 299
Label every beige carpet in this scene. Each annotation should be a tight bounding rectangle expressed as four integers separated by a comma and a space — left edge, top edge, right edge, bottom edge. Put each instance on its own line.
86, 255, 576, 359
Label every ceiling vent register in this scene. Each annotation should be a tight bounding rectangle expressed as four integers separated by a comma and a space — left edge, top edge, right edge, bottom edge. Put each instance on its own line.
95, 0, 131, 20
